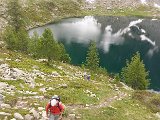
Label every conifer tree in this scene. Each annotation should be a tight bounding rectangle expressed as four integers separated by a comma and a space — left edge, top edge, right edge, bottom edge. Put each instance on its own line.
59, 43, 71, 63
85, 41, 100, 71
3, 27, 18, 50
16, 28, 29, 52
121, 52, 150, 90
28, 32, 41, 58
40, 28, 61, 63
3, 0, 29, 52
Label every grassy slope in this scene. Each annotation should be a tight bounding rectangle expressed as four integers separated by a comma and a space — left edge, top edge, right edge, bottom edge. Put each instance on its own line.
21, 0, 160, 29
0, 48, 160, 119
0, 0, 160, 119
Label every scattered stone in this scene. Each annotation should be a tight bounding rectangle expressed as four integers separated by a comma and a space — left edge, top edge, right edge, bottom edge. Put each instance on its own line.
0, 82, 8, 89
1, 103, 11, 109
15, 59, 21, 62
24, 114, 34, 120
86, 104, 89, 107
47, 87, 54, 90
36, 59, 48, 62
32, 65, 39, 69
59, 84, 68, 88
115, 88, 119, 91
30, 108, 40, 119
10, 118, 16, 120
16, 101, 28, 109
14, 113, 24, 120
0, 112, 11, 116
5, 58, 11, 61
38, 107, 44, 111
39, 88, 47, 93
76, 115, 81, 119
51, 71, 60, 77
90, 93, 96, 97
69, 114, 76, 119
41, 111, 47, 119
0, 94, 3, 102
156, 112, 160, 119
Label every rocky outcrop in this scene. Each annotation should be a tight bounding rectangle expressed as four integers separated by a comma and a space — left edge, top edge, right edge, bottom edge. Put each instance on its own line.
95, 0, 141, 9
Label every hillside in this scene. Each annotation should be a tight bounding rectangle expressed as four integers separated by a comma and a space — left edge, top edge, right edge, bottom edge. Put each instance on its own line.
0, 0, 160, 32
0, 46, 160, 119
0, 0, 160, 120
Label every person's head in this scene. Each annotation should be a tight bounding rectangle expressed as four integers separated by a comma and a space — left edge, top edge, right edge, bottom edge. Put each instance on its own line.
50, 95, 60, 106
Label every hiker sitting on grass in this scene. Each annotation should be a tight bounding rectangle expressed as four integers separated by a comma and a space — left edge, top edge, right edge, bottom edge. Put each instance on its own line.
46, 95, 65, 120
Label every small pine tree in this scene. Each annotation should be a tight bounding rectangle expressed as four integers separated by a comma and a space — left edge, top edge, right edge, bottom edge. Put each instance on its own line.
16, 28, 29, 52
121, 52, 150, 90
40, 28, 61, 63
28, 32, 41, 58
59, 43, 71, 63
3, 27, 18, 50
85, 41, 100, 71
3, 27, 29, 53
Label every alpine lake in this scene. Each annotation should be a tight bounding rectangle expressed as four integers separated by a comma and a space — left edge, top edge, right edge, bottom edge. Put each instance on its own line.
29, 16, 160, 91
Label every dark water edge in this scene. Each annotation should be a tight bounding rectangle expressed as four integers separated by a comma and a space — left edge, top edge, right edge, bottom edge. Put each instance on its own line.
29, 16, 160, 91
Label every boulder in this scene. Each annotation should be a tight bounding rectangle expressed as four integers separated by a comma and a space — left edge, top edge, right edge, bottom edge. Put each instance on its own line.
0, 112, 11, 116
14, 113, 24, 120
69, 114, 76, 120
0, 82, 8, 89
30, 108, 40, 119
156, 112, 160, 119
51, 71, 60, 77
1, 103, 11, 109
24, 114, 34, 120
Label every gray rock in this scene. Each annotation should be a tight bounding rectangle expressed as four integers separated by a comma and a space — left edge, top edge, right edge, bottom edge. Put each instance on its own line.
10, 118, 16, 120
1, 103, 11, 109
41, 110, 48, 120
36, 59, 48, 62
24, 114, 34, 120
69, 114, 76, 120
39, 88, 46, 93
15, 59, 21, 62
90, 93, 96, 97
51, 71, 60, 77
156, 112, 160, 119
14, 113, 24, 120
59, 84, 68, 88
0, 94, 3, 102
30, 108, 40, 119
0, 112, 11, 116
38, 107, 44, 111
32, 65, 39, 69
0, 82, 8, 89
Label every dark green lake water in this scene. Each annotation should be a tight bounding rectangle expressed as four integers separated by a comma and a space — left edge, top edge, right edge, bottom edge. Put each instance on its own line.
29, 16, 160, 91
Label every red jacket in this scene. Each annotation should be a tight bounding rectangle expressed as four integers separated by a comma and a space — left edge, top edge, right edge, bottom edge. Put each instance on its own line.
46, 102, 64, 115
